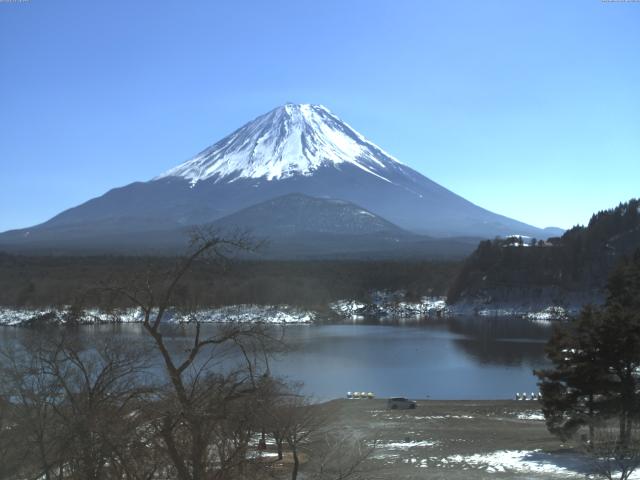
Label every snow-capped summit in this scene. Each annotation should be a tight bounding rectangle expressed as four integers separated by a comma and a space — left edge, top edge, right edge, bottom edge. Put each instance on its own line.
156, 104, 403, 185
0, 103, 563, 255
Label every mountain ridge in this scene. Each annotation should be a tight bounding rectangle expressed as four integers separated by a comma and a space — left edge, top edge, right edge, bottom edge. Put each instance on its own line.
0, 103, 563, 254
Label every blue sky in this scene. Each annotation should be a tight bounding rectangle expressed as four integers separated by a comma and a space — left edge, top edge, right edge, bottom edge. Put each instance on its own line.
1, 0, 638, 232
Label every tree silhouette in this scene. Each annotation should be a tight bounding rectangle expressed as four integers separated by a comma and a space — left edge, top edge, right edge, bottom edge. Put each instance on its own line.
536, 250, 640, 446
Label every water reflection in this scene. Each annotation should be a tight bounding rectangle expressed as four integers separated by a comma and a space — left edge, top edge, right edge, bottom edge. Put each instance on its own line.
0, 317, 552, 400
447, 316, 549, 366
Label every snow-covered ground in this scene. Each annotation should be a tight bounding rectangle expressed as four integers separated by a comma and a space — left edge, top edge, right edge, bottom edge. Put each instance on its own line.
373, 443, 616, 478
0, 305, 315, 326
379, 439, 438, 449
471, 305, 571, 321
419, 449, 640, 479
376, 447, 640, 478
0, 308, 58, 326
440, 303, 574, 322
330, 292, 448, 320
425, 450, 586, 476
516, 411, 546, 421
330, 290, 571, 322
0, 289, 573, 327
175, 305, 315, 324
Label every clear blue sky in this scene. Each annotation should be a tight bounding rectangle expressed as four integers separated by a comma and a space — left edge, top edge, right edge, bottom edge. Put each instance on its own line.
1, 0, 638, 232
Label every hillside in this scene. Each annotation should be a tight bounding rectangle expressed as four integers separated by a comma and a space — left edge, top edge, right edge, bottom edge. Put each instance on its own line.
212, 193, 406, 236
447, 198, 640, 310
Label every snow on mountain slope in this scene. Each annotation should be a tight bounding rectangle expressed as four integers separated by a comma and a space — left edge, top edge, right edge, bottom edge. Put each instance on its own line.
0, 103, 563, 254
156, 104, 403, 185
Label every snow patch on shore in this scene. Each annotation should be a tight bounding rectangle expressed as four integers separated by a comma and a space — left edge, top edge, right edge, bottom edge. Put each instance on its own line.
476, 306, 567, 319
422, 450, 591, 476
185, 305, 315, 324
0, 305, 315, 326
380, 440, 437, 449
516, 411, 545, 421
460, 305, 571, 321
330, 292, 448, 320
379, 414, 474, 420
330, 289, 572, 322
1, 288, 573, 327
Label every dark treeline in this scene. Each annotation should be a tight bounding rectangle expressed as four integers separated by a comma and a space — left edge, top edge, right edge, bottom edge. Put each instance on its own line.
448, 198, 640, 304
0, 253, 460, 310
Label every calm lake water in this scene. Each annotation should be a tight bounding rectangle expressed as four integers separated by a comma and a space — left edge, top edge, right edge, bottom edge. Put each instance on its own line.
0, 317, 551, 401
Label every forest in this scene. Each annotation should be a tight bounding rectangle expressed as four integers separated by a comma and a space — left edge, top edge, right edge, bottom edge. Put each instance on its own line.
447, 198, 640, 305
0, 253, 460, 310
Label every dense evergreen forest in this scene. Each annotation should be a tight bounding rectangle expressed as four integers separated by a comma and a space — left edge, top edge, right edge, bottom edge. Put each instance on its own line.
0, 254, 460, 310
448, 198, 640, 306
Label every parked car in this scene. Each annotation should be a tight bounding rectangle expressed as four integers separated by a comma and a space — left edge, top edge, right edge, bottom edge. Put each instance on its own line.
387, 397, 417, 409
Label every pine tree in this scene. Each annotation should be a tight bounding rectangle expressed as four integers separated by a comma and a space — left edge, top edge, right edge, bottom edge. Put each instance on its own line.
536, 251, 640, 445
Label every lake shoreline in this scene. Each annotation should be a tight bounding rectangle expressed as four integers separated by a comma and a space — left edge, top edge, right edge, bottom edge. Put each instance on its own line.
0, 296, 575, 327
0, 321, 551, 406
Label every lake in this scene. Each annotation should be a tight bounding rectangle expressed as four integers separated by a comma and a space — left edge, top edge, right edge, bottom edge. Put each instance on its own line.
0, 316, 552, 401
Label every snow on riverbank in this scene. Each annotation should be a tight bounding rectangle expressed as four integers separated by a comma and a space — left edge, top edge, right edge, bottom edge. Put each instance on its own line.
330, 290, 572, 322
186, 305, 315, 324
470, 305, 571, 321
0, 305, 315, 326
443, 301, 576, 322
330, 292, 448, 320
0, 289, 574, 327
0, 308, 60, 326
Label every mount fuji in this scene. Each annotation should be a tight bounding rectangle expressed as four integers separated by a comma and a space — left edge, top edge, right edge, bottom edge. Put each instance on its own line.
0, 103, 562, 256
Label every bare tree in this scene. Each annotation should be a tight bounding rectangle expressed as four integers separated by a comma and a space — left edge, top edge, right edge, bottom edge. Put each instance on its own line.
0, 229, 380, 480
105, 229, 282, 480
307, 432, 379, 480
584, 425, 640, 480
0, 337, 65, 480
0, 329, 153, 480
260, 386, 377, 480
41, 334, 153, 480
283, 396, 324, 480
